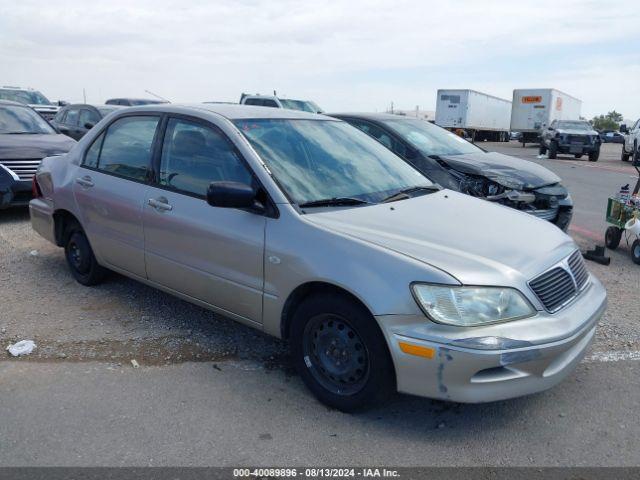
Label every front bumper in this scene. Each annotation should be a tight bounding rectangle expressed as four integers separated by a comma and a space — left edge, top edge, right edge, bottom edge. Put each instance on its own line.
0, 168, 32, 209
378, 276, 607, 403
556, 142, 600, 154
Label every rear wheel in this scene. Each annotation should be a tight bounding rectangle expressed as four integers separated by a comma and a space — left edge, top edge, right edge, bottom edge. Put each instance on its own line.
548, 141, 558, 159
632, 239, 640, 265
290, 293, 395, 412
605, 226, 622, 250
64, 223, 107, 286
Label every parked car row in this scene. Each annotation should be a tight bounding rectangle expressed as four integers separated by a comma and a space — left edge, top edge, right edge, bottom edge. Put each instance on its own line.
25, 103, 606, 411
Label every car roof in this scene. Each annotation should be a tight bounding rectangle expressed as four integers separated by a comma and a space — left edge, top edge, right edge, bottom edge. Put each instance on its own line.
329, 112, 408, 122
65, 103, 126, 109
118, 103, 336, 121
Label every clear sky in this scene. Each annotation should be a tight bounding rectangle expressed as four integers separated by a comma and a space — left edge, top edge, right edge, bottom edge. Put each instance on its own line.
1, 0, 639, 120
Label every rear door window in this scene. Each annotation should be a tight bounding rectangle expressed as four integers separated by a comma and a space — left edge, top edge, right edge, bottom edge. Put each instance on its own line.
93, 116, 160, 182
65, 109, 79, 126
79, 109, 100, 127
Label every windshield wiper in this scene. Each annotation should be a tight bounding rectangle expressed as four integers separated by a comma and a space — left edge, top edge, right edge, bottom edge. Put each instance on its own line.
299, 197, 372, 208
381, 185, 441, 203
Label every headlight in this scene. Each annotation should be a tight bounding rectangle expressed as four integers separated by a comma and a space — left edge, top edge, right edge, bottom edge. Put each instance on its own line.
411, 284, 536, 326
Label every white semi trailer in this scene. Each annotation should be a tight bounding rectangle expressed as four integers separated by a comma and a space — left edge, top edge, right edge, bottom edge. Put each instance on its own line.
435, 89, 512, 142
510, 89, 582, 146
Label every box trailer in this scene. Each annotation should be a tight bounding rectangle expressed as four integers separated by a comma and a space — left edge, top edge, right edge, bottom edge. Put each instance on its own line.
435, 89, 512, 142
510, 89, 582, 146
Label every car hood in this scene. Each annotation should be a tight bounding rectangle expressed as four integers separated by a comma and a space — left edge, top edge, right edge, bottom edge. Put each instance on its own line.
555, 128, 599, 136
0, 134, 76, 160
434, 151, 562, 190
305, 190, 575, 285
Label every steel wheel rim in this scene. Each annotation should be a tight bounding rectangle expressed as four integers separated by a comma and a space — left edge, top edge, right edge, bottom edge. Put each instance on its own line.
68, 240, 88, 273
302, 314, 370, 396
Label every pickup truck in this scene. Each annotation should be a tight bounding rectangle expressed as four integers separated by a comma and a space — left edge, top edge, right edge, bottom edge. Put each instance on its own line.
539, 119, 601, 161
620, 120, 640, 162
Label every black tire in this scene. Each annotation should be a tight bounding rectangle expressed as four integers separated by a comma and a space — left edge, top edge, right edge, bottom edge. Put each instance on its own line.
539, 144, 547, 155
621, 146, 630, 162
588, 148, 600, 162
632, 239, 640, 265
605, 226, 622, 250
634, 142, 639, 163
64, 223, 107, 286
290, 293, 395, 412
574, 154, 583, 159
548, 141, 558, 159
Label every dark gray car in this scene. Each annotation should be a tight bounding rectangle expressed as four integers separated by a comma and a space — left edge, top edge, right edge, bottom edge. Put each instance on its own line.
539, 120, 601, 161
332, 113, 574, 230
51, 104, 125, 140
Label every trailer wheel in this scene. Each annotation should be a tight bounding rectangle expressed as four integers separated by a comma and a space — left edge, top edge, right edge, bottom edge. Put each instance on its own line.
632, 239, 640, 265
548, 141, 558, 159
605, 226, 622, 250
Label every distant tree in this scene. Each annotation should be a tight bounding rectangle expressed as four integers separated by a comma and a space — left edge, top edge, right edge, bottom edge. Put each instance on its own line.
591, 110, 624, 131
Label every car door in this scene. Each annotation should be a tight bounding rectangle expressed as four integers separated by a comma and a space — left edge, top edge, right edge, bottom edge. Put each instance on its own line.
59, 108, 80, 139
143, 115, 266, 324
77, 108, 100, 139
72, 114, 161, 278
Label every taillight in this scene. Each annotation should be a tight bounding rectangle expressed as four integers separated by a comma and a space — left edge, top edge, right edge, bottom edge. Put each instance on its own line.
32, 176, 43, 198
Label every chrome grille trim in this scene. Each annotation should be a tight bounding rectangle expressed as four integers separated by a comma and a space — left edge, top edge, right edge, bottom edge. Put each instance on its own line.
529, 250, 590, 313
528, 206, 559, 221
0, 159, 41, 180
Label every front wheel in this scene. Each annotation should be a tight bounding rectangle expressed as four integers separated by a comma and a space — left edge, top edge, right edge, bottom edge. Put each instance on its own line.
632, 239, 640, 265
605, 226, 622, 250
64, 226, 107, 286
589, 148, 600, 162
621, 146, 630, 162
290, 293, 395, 412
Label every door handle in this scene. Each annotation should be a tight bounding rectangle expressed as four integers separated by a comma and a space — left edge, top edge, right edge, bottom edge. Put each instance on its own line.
148, 197, 173, 211
75, 175, 94, 187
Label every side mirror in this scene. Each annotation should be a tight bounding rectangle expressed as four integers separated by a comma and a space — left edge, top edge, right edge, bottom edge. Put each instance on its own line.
620, 124, 628, 134
57, 100, 69, 107
84, 122, 95, 129
206, 181, 263, 211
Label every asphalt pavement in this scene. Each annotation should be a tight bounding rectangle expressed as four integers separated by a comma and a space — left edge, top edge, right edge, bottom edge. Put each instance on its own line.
1, 141, 639, 467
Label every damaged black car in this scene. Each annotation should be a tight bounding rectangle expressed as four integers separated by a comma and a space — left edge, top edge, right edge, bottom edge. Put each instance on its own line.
0, 100, 76, 209
331, 113, 573, 230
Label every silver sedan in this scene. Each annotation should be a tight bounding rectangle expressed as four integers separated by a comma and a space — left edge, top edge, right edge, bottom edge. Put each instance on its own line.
30, 104, 606, 411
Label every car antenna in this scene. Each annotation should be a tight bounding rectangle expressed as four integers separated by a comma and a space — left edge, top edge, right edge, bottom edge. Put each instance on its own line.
145, 89, 171, 103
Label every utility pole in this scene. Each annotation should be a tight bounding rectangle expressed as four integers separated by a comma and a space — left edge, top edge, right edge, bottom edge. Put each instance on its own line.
83, 88, 86, 103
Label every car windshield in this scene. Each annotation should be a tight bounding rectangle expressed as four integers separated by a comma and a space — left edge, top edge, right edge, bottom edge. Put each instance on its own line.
557, 121, 591, 130
235, 119, 431, 206
0, 89, 52, 106
279, 99, 315, 113
0, 105, 56, 134
381, 118, 482, 156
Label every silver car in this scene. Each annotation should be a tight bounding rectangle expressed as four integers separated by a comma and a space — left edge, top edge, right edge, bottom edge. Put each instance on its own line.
30, 104, 607, 411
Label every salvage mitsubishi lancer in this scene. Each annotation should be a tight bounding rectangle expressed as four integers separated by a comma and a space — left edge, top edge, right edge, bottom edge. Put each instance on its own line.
30, 104, 606, 411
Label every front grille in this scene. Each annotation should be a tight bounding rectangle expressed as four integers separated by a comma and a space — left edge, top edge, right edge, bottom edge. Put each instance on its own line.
0, 159, 41, 180
567, 250, 589, 289
529, 250, 590, 312
567, 134, 587, 145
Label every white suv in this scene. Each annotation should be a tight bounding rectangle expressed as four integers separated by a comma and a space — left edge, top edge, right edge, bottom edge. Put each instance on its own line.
239, 93, 323, 113
621, 119, 640, 162
0, 86, 62, 120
